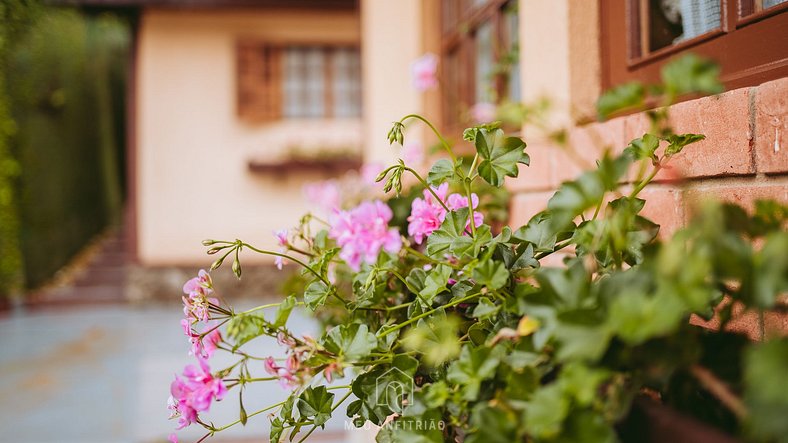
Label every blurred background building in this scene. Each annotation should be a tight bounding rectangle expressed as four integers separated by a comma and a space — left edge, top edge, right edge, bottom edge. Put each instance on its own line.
1, 0, 785, 304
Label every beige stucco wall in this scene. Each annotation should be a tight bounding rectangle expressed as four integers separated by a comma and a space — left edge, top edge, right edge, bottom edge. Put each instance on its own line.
520, 0, 601, 127
136, 8, 361, 265
360, 0, 424, 166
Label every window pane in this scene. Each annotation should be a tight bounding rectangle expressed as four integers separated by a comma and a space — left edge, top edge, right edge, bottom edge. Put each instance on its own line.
475, 21, 495, 103
332, 48, 362, 118
647, 0, 721, 53
284, 47, 325, 118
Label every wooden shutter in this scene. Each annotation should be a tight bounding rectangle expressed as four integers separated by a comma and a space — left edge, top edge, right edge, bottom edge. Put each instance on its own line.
236, 41, 282, 122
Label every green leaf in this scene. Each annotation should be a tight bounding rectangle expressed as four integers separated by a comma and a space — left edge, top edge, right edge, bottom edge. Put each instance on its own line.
596, 81, 645, 120
298, 386, 335, 426
513, 211, 559, 253
270, 417, 284, 443
744, 339, 788, 442
273, 294, 296, 328
475, 128, 529, 187
661, 54, 723, 98
472, 259, 509, 290
751, 231, 788, 308
425, 208, 469, 258
451, 224, 492, 258
427, 158, 455, 185
418, 264, 453, 305
466, 404, 519, 443
524, 383, 570, 439
324, 323, 378, 361
472, 297, 500, 319
665, 133, 705, 157
226, 313, 270, 350
624, 133, 660, 161
402, 316, 461, 366
304, 280, 330, 310
447, 345, 502, 400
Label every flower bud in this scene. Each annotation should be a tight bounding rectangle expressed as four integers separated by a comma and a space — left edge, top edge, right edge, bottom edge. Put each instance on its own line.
210, 256, 224, 270
232, 257, 242, 279
202, 239, 217, 246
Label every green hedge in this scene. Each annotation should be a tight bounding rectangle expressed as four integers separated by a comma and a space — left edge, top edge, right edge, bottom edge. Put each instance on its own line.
4, 8, 129, 291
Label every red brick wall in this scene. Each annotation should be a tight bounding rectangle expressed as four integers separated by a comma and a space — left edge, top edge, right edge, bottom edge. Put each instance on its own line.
507, 77, 788, 337
508, 77, 788, 236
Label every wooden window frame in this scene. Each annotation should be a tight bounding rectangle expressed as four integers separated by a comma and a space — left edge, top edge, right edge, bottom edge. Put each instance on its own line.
236, 41, 361, 122
600, 0, 788, 93
440, 0, 518, 135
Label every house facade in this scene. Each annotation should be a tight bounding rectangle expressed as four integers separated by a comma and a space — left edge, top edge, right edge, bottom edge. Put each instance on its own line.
74, 1, 785, 311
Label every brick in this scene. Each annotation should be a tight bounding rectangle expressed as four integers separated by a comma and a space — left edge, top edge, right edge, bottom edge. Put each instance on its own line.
638, 186, 685, 237
690, 297, 788, 340
754, 77, 788, 174
507, 142, 554, 192
684, 180, 788, 220
669, 88, 754, 177
555, 117, 626, 184
623, 88, 754, 180
508, 191, 553, 229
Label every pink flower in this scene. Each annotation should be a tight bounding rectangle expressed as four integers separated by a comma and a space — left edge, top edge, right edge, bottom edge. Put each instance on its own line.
182, 270, 218, 322
360, 163, 385, 186
407, 184, 484, 244
168, 434, 178, 443
190, 326, 222, 359
329, 200, 402, 271
169, 358, 226, 429
274, 229, 288, 247
470, 102, 497, 123
400, 140, 424, 166
411, 53, 438, 91
323, 362, 341, 383
263, 356, 301, 389
303, 180, 341, 212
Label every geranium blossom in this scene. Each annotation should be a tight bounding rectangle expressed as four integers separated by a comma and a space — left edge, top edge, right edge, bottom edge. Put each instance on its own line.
182, 270, 218, 322
400, 140, 425, 166
303, 180, 341, 212
329, 200, 402, 271
411, 53, 439, 91
470, 102, 497, 123
169, 358, 226, 429
272, 229, 289, 270
407, 183, 484, 244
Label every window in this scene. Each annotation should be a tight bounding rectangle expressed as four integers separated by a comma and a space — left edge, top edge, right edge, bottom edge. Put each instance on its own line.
237, 43, 361, 122
601, 0, 788, 92
440, 0, 520, 131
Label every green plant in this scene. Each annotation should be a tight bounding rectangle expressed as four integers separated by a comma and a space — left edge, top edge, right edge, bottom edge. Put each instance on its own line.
169, 55, 787, 443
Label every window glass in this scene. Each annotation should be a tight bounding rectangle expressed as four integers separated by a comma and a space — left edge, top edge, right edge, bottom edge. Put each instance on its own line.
646, 0, 721, 53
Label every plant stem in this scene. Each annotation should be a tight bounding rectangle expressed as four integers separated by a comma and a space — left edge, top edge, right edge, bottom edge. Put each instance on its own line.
377, 292, 481, 338
239, 301, 305, 316
400, 114, 456, 162
689, 364, 748, 420
209, 400, 287, 432
404, 167, 450, 212
629, 162, 663, 199
241, 242, 330, 287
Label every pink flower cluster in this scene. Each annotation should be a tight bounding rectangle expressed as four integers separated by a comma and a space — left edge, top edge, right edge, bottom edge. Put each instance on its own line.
182, 270, 217, 322
263, 333, 340, 389
169, 357, 227, 429
303, 180, 341, 213
181, 319, 222, 359
411, 53, 438, 92
407, 183, 484, 244
329, 200, 402, 271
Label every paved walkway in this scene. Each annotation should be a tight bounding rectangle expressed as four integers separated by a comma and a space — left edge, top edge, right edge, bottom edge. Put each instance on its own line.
0, 303, 362, 443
